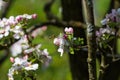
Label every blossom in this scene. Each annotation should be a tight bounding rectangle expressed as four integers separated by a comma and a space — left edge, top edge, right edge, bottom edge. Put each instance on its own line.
40, 49, 52, 67
10, 57, 15, 63
96, 26, 115, 37
10, 41, 22, 57
101, 8, 120, 25
31, 26, 47, 37
8, 56, 39, 80
35, 44, 42, 52
0, 22, 10, 39
58, 38, 64, 56
32, 14, 37, 19
24, 64, 39, 70
8, 68, 14, 80
22, 43, 51, 67
58, 47, 64, 56
16, 15, 23, 22
0, 14, 37, 40
101, 19, 108, 25
96, 26, 115, 41
10, 35, 29, 56
64, 27, 73, 34
53, 38, 61, 46
53, 34, 65, 56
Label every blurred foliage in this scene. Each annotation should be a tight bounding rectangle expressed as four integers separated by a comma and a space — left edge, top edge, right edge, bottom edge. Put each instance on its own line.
94, 0, 110, 26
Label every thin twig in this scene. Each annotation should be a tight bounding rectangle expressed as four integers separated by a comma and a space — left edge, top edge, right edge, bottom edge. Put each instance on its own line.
107, 45, 116, 61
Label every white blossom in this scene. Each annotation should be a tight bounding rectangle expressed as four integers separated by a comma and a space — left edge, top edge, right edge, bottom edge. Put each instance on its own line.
10, 35, 29, 56
8, 56, 39, 80
58, 47, 64, 56
53, 34, 65, 56
24, 64, 39, 71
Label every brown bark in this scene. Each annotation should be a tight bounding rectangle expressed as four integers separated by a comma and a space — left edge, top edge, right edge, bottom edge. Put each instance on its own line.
61, 0, 88, 80
83, 0, 97, 80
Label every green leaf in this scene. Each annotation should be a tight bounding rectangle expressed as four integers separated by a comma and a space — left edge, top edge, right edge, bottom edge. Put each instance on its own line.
69, 47, 74, 54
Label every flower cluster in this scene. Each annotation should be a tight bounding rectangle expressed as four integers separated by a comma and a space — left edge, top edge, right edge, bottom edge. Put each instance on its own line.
0, 14, 52, 80
9, 42, 51, 80
96, 8, 120, 41
101, 8, 120, 26
0, 14, 37, 39
96, 9, 120, 49
96, 26, 115, 41
54, 33, 65, 56
53, 27, 84, 56
8, 55, 38, 80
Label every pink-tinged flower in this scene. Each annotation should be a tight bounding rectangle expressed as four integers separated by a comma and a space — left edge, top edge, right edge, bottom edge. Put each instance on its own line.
10, 35, 29, 56
32, 14, 37, 19
53, 33, 65, 56
64, 27, 73, 34
23, 55, 28, 60
42, 49, 52, 60
53, 38, 61, 46
63, 34, 68, 39
8, 56, 39, 80
0, 25, 10, 39
42, 49, 49, 56
0, 21, 5, 27
31, 26, 47, 38
40, 49, 52, 67
16, 15, 23, 22
8, 16, 18, 26
23, 14, 32, 19
41, 26, 47, 31
96, 26, 115, 42
10, 41, 22, 57
10, 57, 14, 63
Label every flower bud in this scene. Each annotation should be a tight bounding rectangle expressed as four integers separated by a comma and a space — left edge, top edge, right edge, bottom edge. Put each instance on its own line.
16, 16, 23, 22
32, 14, 37, 19
64, 27, 73, 34
10, 57, 14, 63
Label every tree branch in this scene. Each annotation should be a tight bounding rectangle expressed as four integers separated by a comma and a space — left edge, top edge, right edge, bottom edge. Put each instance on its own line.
28, 20, 86, 34
1, 0, 14, 18
83, 0, 97, 80
44, 0, 59, 21
0, 48, 10, 66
